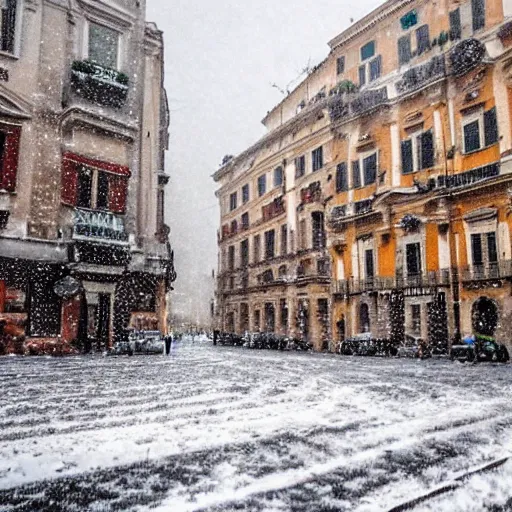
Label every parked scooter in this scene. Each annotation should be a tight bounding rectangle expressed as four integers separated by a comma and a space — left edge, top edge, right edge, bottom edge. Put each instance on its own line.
450, 334, 510, 363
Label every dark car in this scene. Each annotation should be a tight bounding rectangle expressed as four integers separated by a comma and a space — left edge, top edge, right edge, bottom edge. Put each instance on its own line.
451, 335, 510, 363
109, 341, 133, 356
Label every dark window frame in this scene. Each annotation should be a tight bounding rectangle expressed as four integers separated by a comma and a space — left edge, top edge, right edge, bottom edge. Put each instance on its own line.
312, 146, 324, 172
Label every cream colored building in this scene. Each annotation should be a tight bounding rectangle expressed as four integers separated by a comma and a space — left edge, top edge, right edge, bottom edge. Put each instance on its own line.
0, 0, 175, 349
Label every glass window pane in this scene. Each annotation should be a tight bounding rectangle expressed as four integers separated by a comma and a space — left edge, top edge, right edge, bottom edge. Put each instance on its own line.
89, 22, 119, 69
464, 120, 481, 152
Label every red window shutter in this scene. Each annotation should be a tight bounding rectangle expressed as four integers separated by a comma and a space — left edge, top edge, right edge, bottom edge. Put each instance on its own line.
61, 158, 78, 206
108, 175, 128, 214
1, 126, 21, 192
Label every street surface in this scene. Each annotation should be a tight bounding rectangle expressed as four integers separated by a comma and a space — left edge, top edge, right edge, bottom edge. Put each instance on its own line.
1, 337, 512, 511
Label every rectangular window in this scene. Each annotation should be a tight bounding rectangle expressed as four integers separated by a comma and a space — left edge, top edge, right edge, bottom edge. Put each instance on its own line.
336, 56, 345, 75
416, 25, 430, 55
241, 239, 249, 268
274, 166, 283, 187
312, 146, 323, 172
471, 0, 485, 32
359, 65, 366, 87
369, 56, 382, 82
242, 184, 250, 203
363, 153, 377, 186
406, 243, 422, 276
352, 160, 361, 189
265, 230, 275, 259
280, 299, 288, 329
400, 10, 418, 30
229, 192, 237, 211
281, 224, 287, 255
228, 245, 235, 271
295, 155, 306, 178
471, 233, 483, 266
484, 107, 498, 146
401, 139, 414, 174
253, 234, 261, 263
257, 174, 266, 197
361, 41, 375, 61
241, 212, 249, 229
411, 304, 421, 333
464, 120, 481, 153
88, 22, 120, 69
1, 0, 18, 54
449, 9, 462, 40
299, 219, 307, 250
398, 35, 412, 65
335, 162, 348, 192
365, 249, 375, 280
312, 211, 326, 249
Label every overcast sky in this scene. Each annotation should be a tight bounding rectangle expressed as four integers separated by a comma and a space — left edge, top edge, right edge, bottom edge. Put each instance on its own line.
145, 0, 382, 324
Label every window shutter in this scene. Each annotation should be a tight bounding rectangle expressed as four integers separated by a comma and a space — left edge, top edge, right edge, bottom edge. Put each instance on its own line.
363, 153, 377, 185
108, 175, 128, 213
484, 107, 498, 146
421, 130, 435, 169
336, 162, 347, 192
352, 160, 361, 189
449, 9, 461, 40
1, 125, 21, 192
471, 234, 483, 266
401, 139, 414, 174
398, 35, 411, 65
369, 56, 382, 82
61, 157, 79, 206
471, 0, 485, 31
416, 25, 430, 55
486, 232, 498, 263
359, 65, 366, 87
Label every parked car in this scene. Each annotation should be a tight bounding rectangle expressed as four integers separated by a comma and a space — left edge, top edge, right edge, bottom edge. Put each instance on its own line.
128, 330, 164, 355
451, 335, 510, 363
397, 334, 425, 358
109, 341, 133, 356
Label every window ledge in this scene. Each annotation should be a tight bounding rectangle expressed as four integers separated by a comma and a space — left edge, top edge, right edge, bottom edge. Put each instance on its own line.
462, 142, 498, 156
0, 51, 18, 61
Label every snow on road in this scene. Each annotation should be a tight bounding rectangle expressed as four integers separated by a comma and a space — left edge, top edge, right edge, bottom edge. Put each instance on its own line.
1, 337, 512, 511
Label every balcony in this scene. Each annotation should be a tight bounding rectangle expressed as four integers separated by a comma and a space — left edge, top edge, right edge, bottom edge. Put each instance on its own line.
73, 209, 128, 243
437, 163, 500, 190
328, 86, 388, 123
327, 205, 348, 231
354, 199, 373, 215
333, 270, 450, 296
70, 60, 129, 109
262, 196, 285, 222
395, 55, 446, 95
461, 261, 512, 284
297, 181, 322, 211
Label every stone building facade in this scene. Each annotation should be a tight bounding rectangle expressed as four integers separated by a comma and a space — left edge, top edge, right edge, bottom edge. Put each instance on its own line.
0, 0, 175, 349
214, 0, 512, 354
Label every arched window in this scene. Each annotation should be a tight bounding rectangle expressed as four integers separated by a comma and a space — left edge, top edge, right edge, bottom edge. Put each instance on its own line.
360, 303, 370, 333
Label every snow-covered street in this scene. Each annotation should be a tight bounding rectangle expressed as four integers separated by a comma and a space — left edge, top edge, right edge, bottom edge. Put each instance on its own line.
1, 338, 512, 511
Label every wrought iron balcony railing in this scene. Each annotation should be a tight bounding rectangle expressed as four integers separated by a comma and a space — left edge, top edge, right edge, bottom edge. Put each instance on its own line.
333, 270, 451, 296
437, 162, 500, 189
73, 208, 128, 242
395, 55, 446, 95
461, 261, 512, 282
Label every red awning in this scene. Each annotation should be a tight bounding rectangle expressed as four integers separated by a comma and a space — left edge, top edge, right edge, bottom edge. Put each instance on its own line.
63, 152, 131, 177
